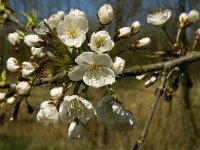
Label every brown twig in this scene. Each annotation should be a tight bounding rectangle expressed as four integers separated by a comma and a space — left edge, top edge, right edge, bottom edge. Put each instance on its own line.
133, 68, 169, 150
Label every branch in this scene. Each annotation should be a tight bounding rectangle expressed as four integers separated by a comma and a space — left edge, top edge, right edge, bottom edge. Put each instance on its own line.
133, 69, 169, 150
119, 51, 200, 78
33, 71, 67, 86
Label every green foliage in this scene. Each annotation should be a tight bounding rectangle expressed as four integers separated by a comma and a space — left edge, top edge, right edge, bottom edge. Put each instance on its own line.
22, 8, 37, 29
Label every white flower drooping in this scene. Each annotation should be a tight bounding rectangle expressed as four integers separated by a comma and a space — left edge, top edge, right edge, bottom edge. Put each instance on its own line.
16, 81, 31, 95
112, 56, 125, 75
68, 121, 84, 139
21, 61, 38, 77
7, 32, 21, 46
89, 31, 114, 53
59, 95, 94, 124
68, 52, 115, 88
50, 86, 63, 100
24, 34, 43, 47
57, 14, 88, 48
6, 57, 20, 72
36, 101, 59, 127
95, 95, 136, 130
147, 9, 171, 26
98, 4, 114, 25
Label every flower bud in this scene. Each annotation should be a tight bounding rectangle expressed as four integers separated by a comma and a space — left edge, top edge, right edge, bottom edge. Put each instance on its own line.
68, 121, 84, 139
144, 76, 157, 88
50, 86, 63, 100
7, 32, 20, 46
134, 37, 151, 49
6, 57, 20, 72
188, 10, 199, 24
31, 47, 45, 58
36, 101, 59, 127
131, 21, 141, 34
136, 73, 147, 80
24, 34, 43, 47
16, 81, 31, 95
7, 96, 17, 105
195, 28, 200, 40
117, 27, 132, 38
48, 11, 65, 28
0, 92, 6, 101
179, 13, 188, 26
112, 57, 125, 75
21, 61, 38, 77
69, 9, 86, 18
98, 4, 113, 25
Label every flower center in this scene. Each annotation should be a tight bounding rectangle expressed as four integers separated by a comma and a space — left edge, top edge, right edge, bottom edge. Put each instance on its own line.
88, 63, 102, 78
65, 25, 79, 39
67, 99, 84, 119
95, 37, 105, 48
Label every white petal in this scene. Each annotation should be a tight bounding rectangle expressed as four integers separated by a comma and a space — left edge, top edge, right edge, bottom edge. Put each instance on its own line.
68, 66, 85, 81
68, 121, 84, 139
83, 67, 115, 88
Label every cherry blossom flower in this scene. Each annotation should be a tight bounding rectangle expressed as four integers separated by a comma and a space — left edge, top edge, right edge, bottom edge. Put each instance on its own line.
36, 101, 59, 127
68, 52, 115, 88
89, 31, 114, 53
98, 4, 113, 25
59, 95, 94, 124
57, 14, 88, 48
147, 9, 171, 26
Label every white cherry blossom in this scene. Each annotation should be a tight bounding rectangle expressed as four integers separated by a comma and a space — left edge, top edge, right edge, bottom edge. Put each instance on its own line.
59, 95, 94, 124
36, 101, 59, 127
16, 81, 31, 95
112, 56, 125, 75
21, 61, 38, 77
57, 14, 88, 48
31, 47, 45, 58
7, 32, 20, 46
98, 4, 113, 25
68, 52, 115, 88
147, 9, 171, 26
24, 34, 43, 47
6, 57, 20, 72
50, 86, 63, 100
89, 31, 114, 54
69, 9, 86, 18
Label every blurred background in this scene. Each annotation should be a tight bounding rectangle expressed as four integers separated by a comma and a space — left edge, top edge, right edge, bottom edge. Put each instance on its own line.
0, 0, 200, 150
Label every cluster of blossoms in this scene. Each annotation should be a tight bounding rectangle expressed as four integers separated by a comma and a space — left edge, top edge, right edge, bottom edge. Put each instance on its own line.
1, 4, 152, 139
2, 2, 200, 140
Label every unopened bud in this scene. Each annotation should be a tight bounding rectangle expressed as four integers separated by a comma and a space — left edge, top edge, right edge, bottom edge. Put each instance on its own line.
69, 9, 85, 18
50, 86, 63, 100
98, 4, 113, 25
117, 27, 132, 38
131, 21, 141, 34
24, 34, 43, 47
136, 73, 147, 80
48, 11, 65, 28
7, 96, 17, 105
144, 76, 157, 88
21, 61, 38, 77
6, 57, 20, 72
7, 32, 20, 46
0, 92, 6, 101
134, 37, 151, 49
16, 81, 31, 95
188, 10, 199, 24
195, 28, 200, 40
112, 57, 125, 75
179, 13, 188, 27
31, 47, 45, 58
